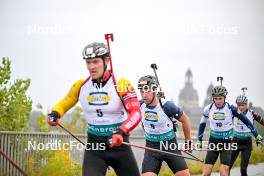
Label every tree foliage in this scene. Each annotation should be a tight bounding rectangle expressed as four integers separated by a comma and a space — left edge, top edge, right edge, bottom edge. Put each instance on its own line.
61, 106, 87, 134
0, 57, 32, 131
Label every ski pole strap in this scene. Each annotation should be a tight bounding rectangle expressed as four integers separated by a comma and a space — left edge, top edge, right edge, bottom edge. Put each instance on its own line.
0, 148, 27, 176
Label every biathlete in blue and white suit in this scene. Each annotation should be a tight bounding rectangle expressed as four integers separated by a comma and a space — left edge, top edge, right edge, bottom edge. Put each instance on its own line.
138, 75, 191, 176
229, 91, 264, 176
198, 83, 263, 176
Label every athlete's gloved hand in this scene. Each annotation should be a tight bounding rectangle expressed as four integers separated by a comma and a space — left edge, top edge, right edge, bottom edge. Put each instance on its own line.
109, 128, 125, 148
184, 140, 193, 152
47, 111, 60, 126
256, 135, 263, 146
196, 139, 203, 149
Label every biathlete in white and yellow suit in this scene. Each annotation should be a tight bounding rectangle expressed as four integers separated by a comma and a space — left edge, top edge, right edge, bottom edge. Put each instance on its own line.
47, 42, 142, 176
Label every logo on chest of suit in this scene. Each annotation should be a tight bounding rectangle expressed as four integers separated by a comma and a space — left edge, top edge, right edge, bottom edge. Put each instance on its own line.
87, 92, 110, 106
211, 112, 226, 120
144, 111, 159, 122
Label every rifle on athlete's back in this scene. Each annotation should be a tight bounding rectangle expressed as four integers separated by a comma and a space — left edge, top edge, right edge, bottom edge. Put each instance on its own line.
150, 63, 178, 131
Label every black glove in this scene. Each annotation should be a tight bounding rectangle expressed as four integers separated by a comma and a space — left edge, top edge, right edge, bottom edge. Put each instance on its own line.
47, 111, 60, 126
256, 135, 263, 146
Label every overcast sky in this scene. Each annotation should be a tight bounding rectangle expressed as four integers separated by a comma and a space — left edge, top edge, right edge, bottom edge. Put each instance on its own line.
0, 0, 263, 112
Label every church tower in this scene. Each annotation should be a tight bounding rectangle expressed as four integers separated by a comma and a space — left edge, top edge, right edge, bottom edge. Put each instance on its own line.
178, 69, 199, 110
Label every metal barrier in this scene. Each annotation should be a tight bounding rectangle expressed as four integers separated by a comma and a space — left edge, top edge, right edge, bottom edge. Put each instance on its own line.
0, 131, 189, 175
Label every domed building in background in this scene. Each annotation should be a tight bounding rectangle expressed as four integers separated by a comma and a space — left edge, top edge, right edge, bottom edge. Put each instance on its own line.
178, 69, 199, 109
178, 69, 202, 129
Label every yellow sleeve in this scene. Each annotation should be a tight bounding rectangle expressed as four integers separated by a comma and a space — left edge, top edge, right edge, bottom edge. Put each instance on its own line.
117, 77, 134, 98
52, 79, 84, 117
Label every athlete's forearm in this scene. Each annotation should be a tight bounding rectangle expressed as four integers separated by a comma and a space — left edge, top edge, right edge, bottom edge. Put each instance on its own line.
119, 97, 142, 134
52, 79, 84, 116
198, 123, 206, 141
238, 113, 259, 137
52, 95, 78, 117
232, 106, 259, 137
198, 115, 207, 140
179, 114, 191, 140
116, 78, 142, 134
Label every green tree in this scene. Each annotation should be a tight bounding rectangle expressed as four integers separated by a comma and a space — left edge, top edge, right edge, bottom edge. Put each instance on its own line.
0, 57, 32, 131
36, 103, 51, 132
61, 106, 87, 134
38, 150, 82, 176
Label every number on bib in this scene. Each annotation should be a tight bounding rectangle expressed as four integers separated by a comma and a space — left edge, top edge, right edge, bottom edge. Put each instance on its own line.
216, 122, 222, 127
96, 109, 103, 117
